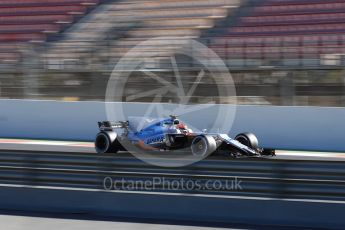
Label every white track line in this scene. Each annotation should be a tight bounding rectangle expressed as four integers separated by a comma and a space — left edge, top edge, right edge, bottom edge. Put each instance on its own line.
0, 139, 93, 147
276, 150, 345, 158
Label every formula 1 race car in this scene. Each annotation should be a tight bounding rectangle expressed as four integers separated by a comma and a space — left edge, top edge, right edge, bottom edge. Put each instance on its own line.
94, 115, 275, 158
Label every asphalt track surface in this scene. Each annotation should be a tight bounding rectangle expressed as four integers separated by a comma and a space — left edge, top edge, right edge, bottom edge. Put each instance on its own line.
0, 140, 246, 230
0, 138, 345, 161
0, 138, 344, 201
0, 139, 344, 229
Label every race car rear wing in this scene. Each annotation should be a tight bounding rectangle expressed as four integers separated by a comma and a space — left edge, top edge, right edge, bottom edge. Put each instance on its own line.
98, 121, 128, 131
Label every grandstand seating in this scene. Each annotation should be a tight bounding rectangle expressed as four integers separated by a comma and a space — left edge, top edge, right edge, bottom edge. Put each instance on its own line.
42, 0, 242, 69
2, 0, 343, 104
210, 0, 345, 67
0, 0, 99, 64
0, 0, 242, 67
4, 0, 344, 69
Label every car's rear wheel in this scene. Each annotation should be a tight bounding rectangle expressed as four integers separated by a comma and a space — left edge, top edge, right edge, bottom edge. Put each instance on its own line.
95, 131, 120, 154
191, 135, 216, 157
235, 132, 259, 149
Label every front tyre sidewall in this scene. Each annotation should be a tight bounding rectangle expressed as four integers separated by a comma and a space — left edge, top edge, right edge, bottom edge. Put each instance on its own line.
235, 132, 259, 149
191, 135, 216, 157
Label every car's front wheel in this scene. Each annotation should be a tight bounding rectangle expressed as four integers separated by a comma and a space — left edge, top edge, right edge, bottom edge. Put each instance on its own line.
234, 132, 259, 149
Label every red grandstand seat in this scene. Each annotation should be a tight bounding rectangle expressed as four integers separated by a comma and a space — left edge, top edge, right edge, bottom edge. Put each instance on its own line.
230, 22, 345, 35
240, 12, 345, 26
0, 15, 74, 24
0, 0, 99, 7
208, 0, 345, 64
0, 0, 100, 63
0, 33, 46, 42
0, 24, 61, 33
262, 0, 344, 7
253, 2, 345, 16
0, 5, 87, 16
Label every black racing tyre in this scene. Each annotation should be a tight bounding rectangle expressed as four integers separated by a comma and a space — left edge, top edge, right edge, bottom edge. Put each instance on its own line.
191, 135, 217, 157
95, 131, 119, 154
235, 132, 259, 149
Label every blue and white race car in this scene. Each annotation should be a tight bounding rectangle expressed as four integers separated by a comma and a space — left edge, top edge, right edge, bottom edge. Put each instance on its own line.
95, 115, 274, 157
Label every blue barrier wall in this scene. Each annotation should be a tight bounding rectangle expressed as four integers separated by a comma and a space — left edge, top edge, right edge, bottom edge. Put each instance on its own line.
0, 99, 344, 151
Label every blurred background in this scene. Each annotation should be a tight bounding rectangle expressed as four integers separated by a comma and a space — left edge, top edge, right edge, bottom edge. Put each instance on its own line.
1, 0, 345, 106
